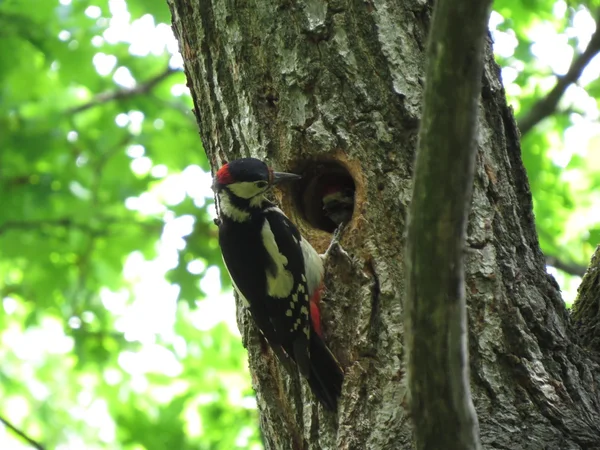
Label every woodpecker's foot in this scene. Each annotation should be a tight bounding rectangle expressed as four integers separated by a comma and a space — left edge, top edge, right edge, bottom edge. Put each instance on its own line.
321, 223, 350, 263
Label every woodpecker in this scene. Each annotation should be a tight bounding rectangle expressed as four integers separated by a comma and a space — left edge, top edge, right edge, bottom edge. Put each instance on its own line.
214, 157, 344, 410
321, 184, 354, 227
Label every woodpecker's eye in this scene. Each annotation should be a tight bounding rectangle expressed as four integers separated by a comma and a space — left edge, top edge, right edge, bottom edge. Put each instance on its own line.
256, 181, 268, 189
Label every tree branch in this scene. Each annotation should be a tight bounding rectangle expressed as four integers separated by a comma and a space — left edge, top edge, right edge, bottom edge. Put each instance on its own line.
0, 217, 163, 236
405, 0, 491, 448
0, 415, 45, 450
518, 13, 600, 136
545, 254, 587, 277
0, 218, 93, 235
68, 67, 179, 115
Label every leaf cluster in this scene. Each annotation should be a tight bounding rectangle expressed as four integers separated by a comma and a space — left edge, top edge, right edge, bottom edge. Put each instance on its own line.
0, 0, 259, 449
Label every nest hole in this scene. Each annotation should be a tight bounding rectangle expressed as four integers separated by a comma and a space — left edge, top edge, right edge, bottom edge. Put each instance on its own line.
291, 160, 356, 233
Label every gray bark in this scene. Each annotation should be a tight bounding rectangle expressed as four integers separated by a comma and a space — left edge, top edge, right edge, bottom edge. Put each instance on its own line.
167, 0, 600, 448
572, 246, 600, 351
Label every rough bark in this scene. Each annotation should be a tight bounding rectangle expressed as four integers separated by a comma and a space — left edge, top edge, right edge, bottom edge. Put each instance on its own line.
168, 0, 600, 449
572, 246, 600, 352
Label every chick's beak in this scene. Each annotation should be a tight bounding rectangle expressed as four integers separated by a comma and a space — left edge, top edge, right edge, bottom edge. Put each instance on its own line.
271, 171, 302, 185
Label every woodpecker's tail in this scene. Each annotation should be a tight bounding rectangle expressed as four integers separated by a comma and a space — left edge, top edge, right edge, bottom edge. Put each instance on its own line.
307, 332, 344, 411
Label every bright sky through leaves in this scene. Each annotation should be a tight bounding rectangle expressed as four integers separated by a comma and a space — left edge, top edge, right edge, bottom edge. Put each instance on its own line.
1, 0, 599, 448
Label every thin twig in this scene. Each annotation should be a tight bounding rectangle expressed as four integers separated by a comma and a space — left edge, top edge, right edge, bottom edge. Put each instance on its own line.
68, 67, 179, 115
518, 13, 600, 136
0, 415, 45, 450
0, 217, 163, 236
0, 218, 89, 234
545, 254, 587, 277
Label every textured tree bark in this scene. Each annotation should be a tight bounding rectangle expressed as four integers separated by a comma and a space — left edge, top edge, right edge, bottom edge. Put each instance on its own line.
572, 246, 600, 352
168, 0, 600, 449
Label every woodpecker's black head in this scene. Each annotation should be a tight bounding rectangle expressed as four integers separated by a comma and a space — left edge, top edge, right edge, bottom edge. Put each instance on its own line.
214, 158, 301, 200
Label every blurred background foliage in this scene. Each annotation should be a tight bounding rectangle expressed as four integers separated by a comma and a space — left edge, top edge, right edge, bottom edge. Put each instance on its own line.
0, 0, 598, 448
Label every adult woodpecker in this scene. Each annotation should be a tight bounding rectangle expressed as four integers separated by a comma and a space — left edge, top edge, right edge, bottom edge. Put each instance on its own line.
214, 157, 344, 410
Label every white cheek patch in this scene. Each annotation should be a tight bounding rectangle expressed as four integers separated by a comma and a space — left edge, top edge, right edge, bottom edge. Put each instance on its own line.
228, 181, 267, 199
249, 194, 267, 208
261, 219, 294, 298
218, 191, 250, 222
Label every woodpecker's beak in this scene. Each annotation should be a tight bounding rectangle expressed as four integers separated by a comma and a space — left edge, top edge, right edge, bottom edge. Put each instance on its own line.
271, 171, 302, 185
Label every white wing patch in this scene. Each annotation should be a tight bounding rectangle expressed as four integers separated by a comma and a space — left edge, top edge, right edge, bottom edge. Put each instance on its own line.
263, 206, 323, 298
261, 218, 295, 298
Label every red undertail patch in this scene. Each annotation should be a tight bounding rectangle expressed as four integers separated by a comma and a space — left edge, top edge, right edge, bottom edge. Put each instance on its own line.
310, 283, 324, 338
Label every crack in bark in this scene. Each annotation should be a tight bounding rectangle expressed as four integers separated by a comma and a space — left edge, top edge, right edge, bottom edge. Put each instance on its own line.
367, 258, 381, 351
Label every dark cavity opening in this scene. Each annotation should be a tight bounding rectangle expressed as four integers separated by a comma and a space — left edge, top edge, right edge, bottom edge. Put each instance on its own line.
291, 160, 356, 233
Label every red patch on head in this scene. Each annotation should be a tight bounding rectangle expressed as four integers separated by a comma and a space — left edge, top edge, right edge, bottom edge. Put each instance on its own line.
216, 164, 233, 185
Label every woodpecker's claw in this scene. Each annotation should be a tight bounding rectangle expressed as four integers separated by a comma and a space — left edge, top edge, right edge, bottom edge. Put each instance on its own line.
321, 224, 350, 262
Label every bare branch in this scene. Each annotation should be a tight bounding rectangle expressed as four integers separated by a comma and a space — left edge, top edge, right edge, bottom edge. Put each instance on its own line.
0, 415, 45, 450
518, 14, 600, 136
404, 0, 491, 448
545, 254, 587, 277
68, 67, 179, 115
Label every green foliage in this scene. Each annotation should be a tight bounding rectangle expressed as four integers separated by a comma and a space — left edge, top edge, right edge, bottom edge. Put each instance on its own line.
491, 0, 600, 302
2, 0, 599, 448
0, 0, 259, 449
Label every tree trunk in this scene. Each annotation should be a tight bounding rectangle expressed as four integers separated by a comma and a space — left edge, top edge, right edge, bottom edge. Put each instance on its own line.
167, 0, 600, 448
